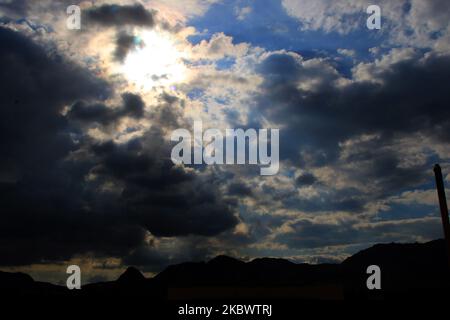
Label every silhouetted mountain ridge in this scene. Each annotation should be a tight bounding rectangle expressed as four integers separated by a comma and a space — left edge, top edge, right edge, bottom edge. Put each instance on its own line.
1, 239, 449, 299
117, 266, 145, 284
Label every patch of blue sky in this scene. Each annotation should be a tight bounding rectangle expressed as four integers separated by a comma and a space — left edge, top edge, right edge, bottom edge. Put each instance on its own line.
376, 202, 438, 222
216, 57, 236, 70
215, 96, 230, 105
0, 17, 53, 33
183, 58, 211, 67
187, 88, 205, 100
187, 0, 386, 60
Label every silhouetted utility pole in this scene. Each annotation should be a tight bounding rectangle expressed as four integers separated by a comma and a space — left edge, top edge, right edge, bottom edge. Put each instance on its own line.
433, 164, 450, 267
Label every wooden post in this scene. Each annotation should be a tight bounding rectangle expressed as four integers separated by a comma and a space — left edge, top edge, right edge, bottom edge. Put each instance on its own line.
433, 164, 450, 267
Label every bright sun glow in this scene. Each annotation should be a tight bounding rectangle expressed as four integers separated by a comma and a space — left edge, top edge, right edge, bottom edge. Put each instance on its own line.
121, 30, 188, 90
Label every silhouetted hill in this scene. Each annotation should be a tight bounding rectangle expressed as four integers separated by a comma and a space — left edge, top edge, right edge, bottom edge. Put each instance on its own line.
117, 266, 145, 284
1, 239, 449, 299
342, 239, 450, 299
0, 271, 34, 290
0, 271, 66, 295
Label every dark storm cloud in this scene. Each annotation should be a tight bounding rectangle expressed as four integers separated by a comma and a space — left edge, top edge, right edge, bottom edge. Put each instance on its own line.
70, 88, 237, 238
84, 4, 155, 27
227, 182, 253, 197
340, 136, 431, 198
113, 31, 138, 62
68, 92, 145, 125
295, 173, 317, 186
0, 26, 143, 266
148, 92, 185, 130
257, 52, 450, 152
0, 26, 109, 175
0, 27, 237, 266
90, 132, 238, 237
255, 52, 450, 193
83, 4, 174, 62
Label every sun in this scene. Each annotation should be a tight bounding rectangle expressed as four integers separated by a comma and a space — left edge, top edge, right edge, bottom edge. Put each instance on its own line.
121, 30, 188, 90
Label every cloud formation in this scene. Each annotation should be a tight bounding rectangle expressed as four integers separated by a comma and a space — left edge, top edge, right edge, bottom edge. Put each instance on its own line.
84, 4, 155, 27
0, 0, 449, 281
0, 26, 237, 267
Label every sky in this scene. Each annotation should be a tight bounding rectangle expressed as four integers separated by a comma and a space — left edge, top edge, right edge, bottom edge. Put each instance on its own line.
0, 0, 450, 284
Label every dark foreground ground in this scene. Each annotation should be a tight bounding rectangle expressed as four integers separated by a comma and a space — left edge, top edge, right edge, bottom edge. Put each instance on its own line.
1, 239, 449, 303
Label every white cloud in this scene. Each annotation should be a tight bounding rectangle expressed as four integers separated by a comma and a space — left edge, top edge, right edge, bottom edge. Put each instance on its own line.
234, 5, 252, 21
148, 0, 219, 21
282, 0, 450, 53
191, 32, 250, 60
389, 189, 441, 206
337, 48, 356, 57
